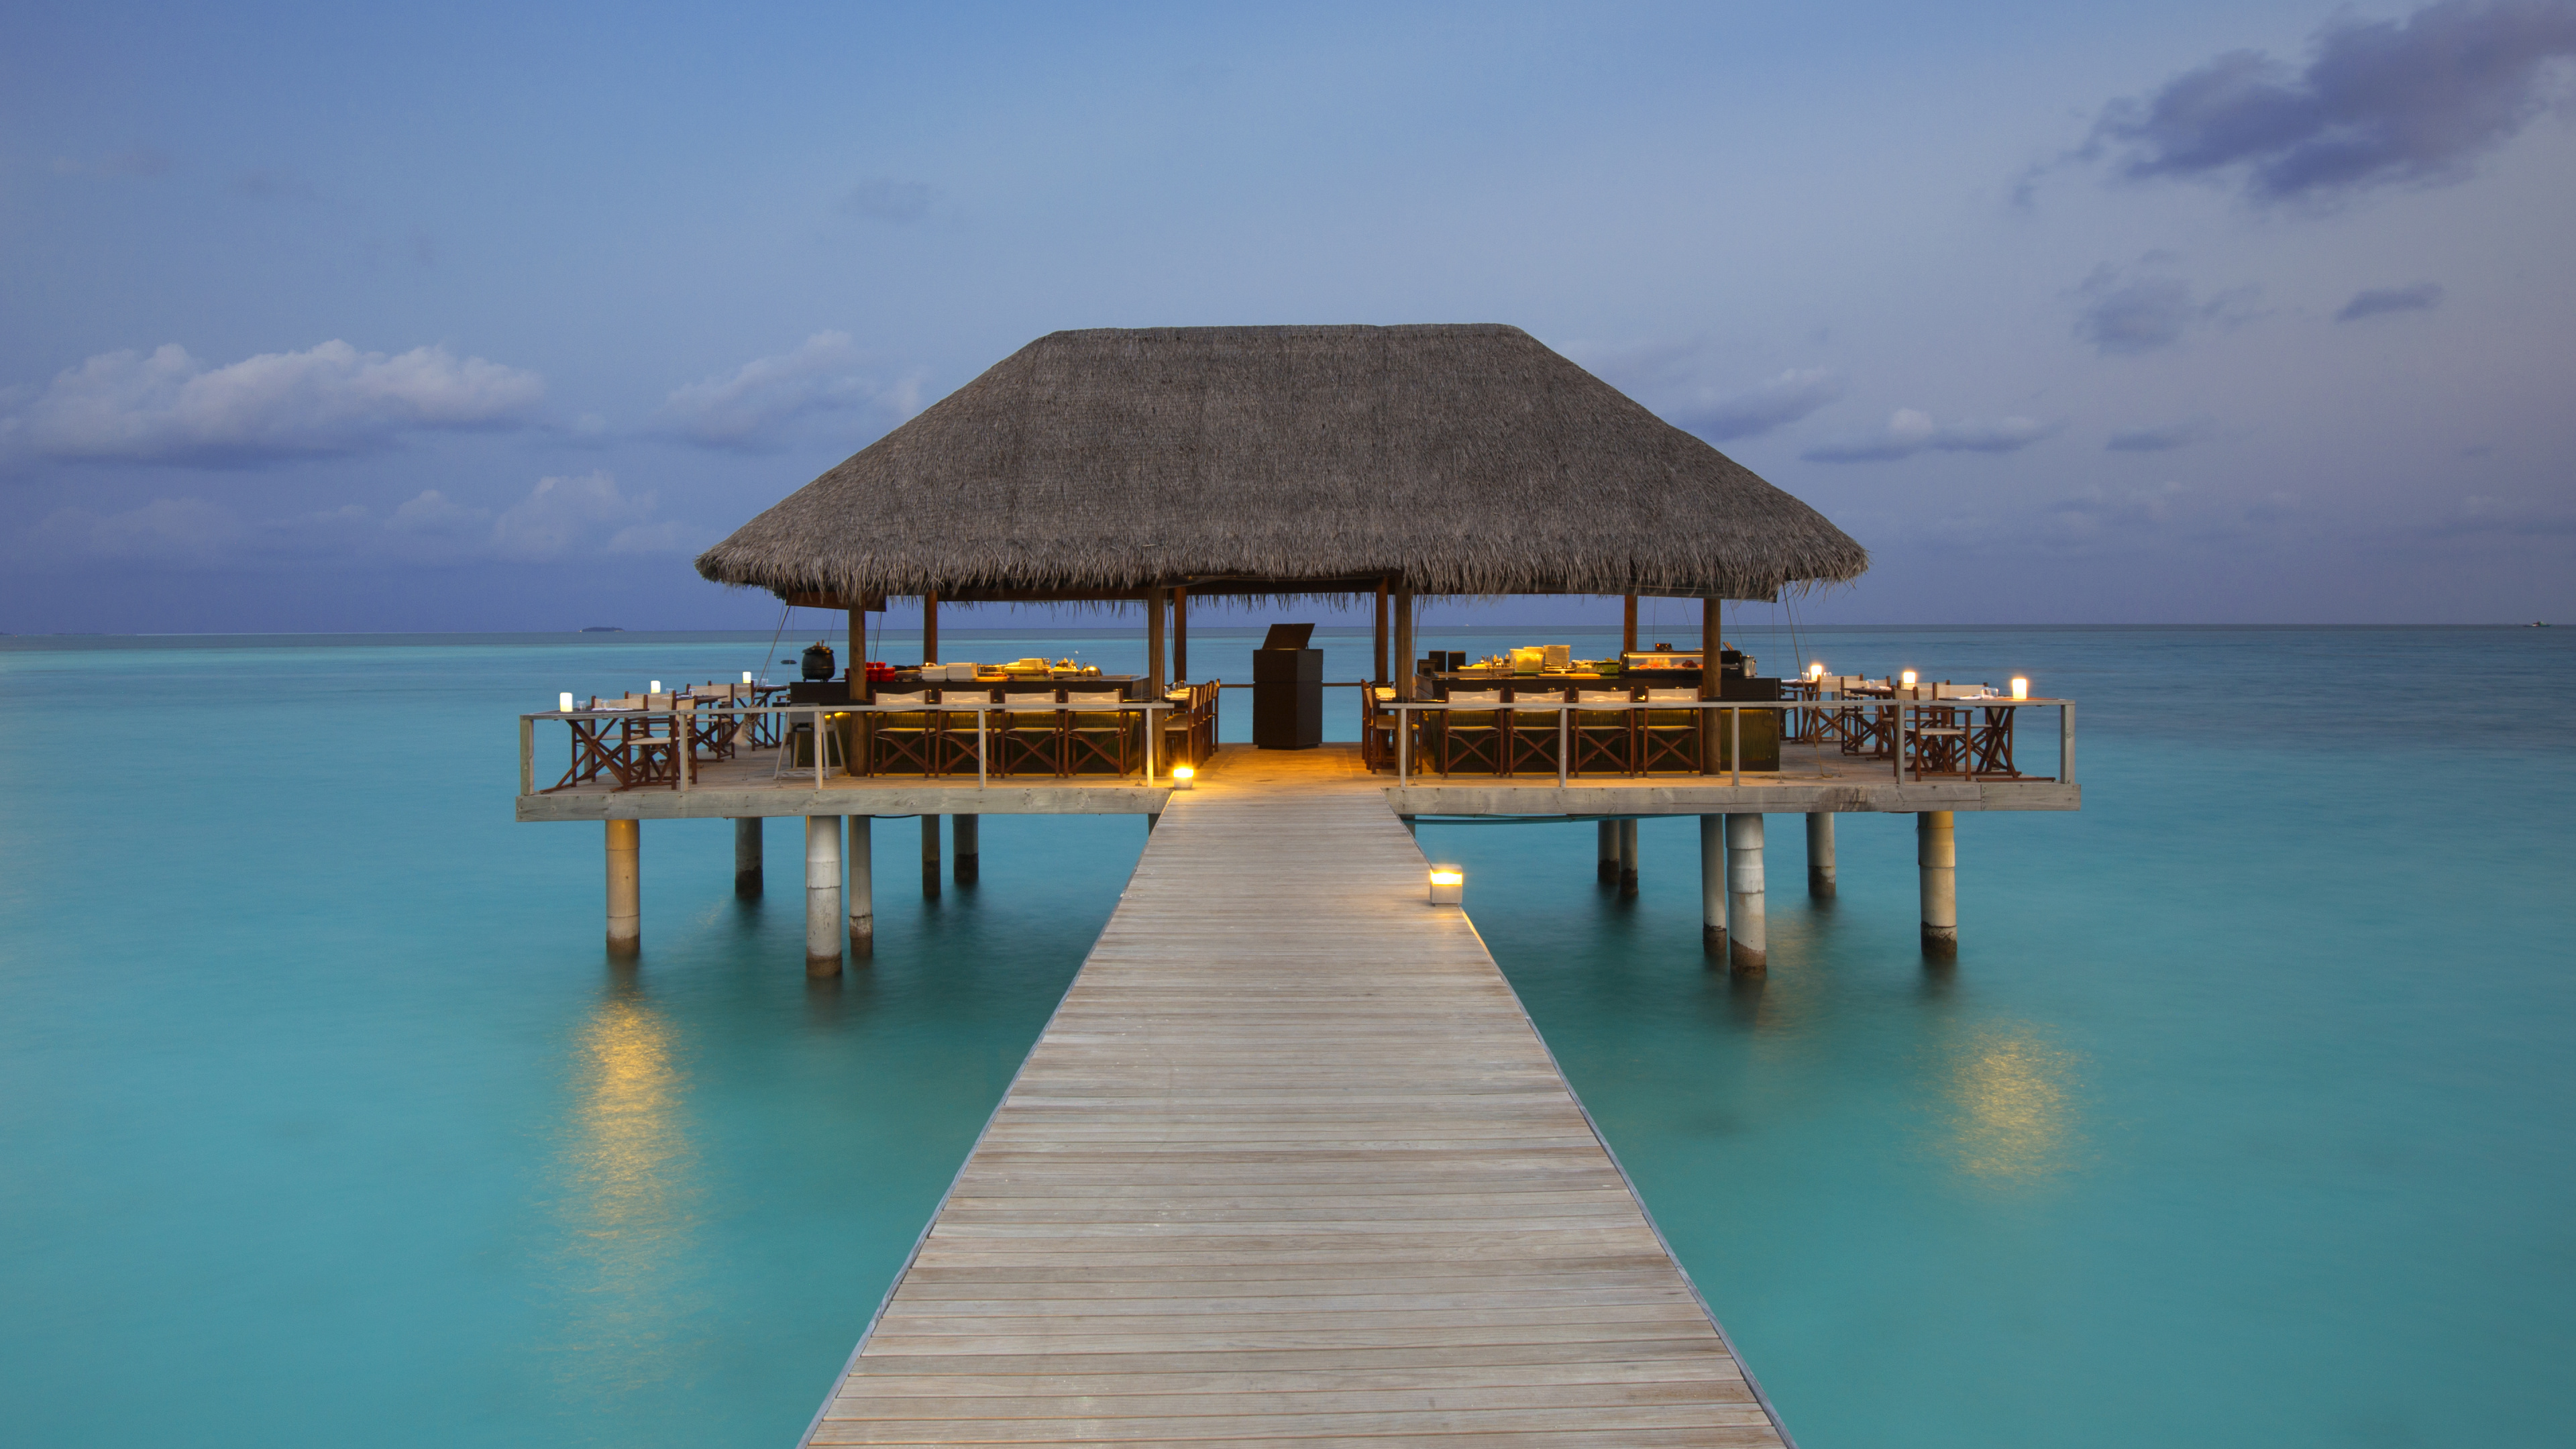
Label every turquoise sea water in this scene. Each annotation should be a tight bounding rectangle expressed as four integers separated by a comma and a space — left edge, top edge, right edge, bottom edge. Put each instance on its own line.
2, 625, 2570, 1447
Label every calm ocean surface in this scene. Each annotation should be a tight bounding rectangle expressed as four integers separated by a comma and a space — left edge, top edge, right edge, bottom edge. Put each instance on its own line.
3, 625, 2570, 1447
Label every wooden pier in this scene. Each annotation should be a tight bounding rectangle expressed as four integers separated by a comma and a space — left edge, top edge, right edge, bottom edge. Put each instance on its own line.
802, 746, 1791, 1448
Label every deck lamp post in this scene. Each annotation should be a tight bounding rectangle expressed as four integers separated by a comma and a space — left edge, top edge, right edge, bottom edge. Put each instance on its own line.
2010, 677, 2029, 700
1899, 669, 1917, 688
1428, 867, 1463, 905
1170, 764, 1195, 790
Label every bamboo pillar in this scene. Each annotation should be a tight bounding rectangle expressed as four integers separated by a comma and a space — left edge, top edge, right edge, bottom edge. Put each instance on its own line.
921, 592, 938, 665
920, 815, 941, 900
1699, 814, 1727, 959
733, 816, 763, 897
1172, 587, 1189, 684
804, 816, 841, 975
1145, 586, 1167, 696
954, 813, 979, 883
1807, 812, 1837, 898
1373, 578, 1390, 683
847, 816, 872, 957
1919, 811, 1957, 958
1616, 818, 1639, 898
1597, 820, 1618, 883
1622, 595, 1639, 655
1726, 813, 1766, 973
605, 819, 640, 956
1393, 586, 1415, 700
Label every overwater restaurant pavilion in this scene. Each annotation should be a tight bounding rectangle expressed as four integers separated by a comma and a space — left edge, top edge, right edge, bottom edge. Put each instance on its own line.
513, 324, 2083, 1447
521, 323, 2076, 972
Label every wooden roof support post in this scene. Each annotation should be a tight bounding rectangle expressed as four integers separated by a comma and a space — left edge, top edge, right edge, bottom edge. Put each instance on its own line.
1393, 584, 1415, 702
1622, 594, 1639, 655
921, 592, 939, 665
1701, 597, 1721, 773
1374, 578, 1390, 683
848, 602, 865, 674
1172, 586, 1189, 684
1146, 586, 1168, 697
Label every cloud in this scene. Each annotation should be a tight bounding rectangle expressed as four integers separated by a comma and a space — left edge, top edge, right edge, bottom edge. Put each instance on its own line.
2072, 260, 2261, 354
1674, 368, 1848, 442
2106, 421, 2204, 451
845, 178, 935, 223
2336, 281, 2446, 320
30, 497, 246, 564
1803, 409, 2059, 463
2088, 0, 2576, 204
655, 332, 923, 450
2428, 493, 2576, 535
0, 341, 545, 466
490, 472, 680, 561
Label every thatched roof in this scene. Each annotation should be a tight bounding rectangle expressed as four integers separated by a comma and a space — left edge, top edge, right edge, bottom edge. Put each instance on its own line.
694, 324, 1867, 602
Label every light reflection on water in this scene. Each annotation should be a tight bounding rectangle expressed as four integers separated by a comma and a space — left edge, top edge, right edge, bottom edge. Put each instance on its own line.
547, 980, 702, 1395
1935, 1023, 2084, 1183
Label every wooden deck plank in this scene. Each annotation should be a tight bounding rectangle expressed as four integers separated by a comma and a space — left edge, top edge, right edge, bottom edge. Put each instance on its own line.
801, 747, 1788, 1448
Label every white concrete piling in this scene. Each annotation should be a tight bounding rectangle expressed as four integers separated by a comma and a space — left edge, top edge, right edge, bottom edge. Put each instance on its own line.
954, 813, 979, 884
605, 818, 640, 957
806, 816, 843, 975
1725, 813, 1766, 973
921, 816, 941, 900
733, 816, 763, 897
1598, 820, 1619, 883
848, 815, 873, 959
1616, 818, 1640, 898
1699, 814, 1727, 960
1919, 810, 1957, 959
1805, 812, 1837, 900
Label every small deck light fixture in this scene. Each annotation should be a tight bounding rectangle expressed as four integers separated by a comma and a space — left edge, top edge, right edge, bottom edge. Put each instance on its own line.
1807, 661, 1825, 682
1428, 866, 1464, 905
651, 680, 663, 693
742, 671, 754, 684
1899, 669, 1917, 688
2010, 676, 2029, 700
559, 692, 575, 712
1171, 764, 1196, 790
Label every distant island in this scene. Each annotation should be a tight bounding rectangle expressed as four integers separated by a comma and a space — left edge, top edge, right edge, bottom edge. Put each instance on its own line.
579, 626, 624, 633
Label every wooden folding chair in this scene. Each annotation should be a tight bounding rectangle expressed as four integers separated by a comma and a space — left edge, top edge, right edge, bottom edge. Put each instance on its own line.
867, 690, 941, 775
1569, 690, 1637, 777
1435, 692, 1506, 776
1638, 688, 1703, 773
1063, 691, 1136, 775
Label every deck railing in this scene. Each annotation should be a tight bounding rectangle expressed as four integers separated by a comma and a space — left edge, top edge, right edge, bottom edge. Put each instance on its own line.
518, 700, 1182, 796
1378, 696, 2075, 787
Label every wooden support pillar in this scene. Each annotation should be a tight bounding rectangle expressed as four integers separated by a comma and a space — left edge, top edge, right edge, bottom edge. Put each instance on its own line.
1172, 588, 1189, 683
1393, 586, 1415, 700
921, 592, 939, 665
1806, 812, 1837, 899
804, 816, 842, 975
1621, 594, 1639, 655
1146, 586, 1167, 697
605, 818, 640, 956
1373, 578, 1390, 683
847, 816, 873, 958
1699, 815, 1727, 959
1699, 598, 1722, 773
920, 815, 941, 900
849, 603, 865, 674
954, 813, 979, 883
1597, 820, 1618, 883
1726, 813, 1766, 973
1919, 810, 1957, 959
1616, 818, 1639, 898
733, 816, 763, 897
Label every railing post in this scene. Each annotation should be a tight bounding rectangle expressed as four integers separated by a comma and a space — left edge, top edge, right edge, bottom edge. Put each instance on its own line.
2061, 703, 2076, 784
519, 716, 534, 796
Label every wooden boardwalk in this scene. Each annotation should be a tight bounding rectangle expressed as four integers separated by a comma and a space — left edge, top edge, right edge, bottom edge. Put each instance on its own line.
804, 747, 1790, 1448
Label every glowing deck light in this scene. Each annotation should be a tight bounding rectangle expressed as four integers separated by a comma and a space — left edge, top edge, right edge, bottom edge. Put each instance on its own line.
650, 680, 663, 693
559, 692, 576, 712
1808, 661, 1825, 681
2010, 677, 2029, 700
1428, 867, 1464, 905
1900, 669, 1918, 688
742, 671, 754, 684
1170, 764, 1196, 790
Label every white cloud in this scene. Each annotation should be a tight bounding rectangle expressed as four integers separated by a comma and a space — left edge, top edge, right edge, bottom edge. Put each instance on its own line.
1674, 368, 1848, 442
656, 332, 924, 451
387, 488, 492, 536
0, 341, 545, 466
490, 471, 676, 561
1803, 409, 2060, 463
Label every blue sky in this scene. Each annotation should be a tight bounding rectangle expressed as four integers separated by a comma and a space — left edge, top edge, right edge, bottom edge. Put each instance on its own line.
3, 0, 2571, 631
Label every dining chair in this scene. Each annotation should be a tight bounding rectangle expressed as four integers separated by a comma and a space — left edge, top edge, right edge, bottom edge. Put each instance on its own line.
1638, 688, 1702, 773
1063, 691, 1135, 775
1437, 690, 1506, 776
1505, 688, 1566, 777
867, 691, 940, 775
1570, 689, 1638, 776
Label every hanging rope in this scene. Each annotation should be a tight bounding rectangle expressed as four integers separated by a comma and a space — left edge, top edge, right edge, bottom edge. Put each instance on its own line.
754, 602, 791, 687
